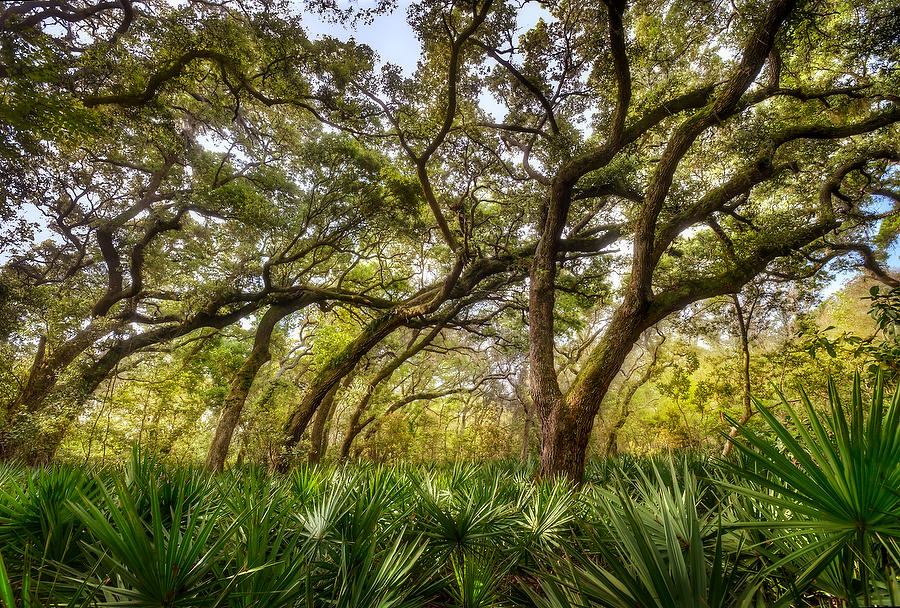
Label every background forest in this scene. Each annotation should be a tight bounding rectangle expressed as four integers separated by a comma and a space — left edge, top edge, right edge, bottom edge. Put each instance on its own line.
8, 273, 900, 468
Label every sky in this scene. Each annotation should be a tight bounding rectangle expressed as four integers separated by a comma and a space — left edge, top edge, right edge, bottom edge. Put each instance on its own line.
300, 1, 421, 75
298, 0, 553, 75
297, 0, 553, 122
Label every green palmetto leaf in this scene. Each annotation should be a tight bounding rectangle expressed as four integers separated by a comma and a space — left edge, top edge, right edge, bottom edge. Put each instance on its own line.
529, 459, 756, 608
295, 484, 351, 558
217, 473, 309, 608
0, 466, 99, 566
514, 480, 577, 559
330, 533, 426, 608
0, 551, 14, 608
415, 474, 514, 559
722, 372, 900, 604
449, 552, 509, 608
67, 474, 243, 607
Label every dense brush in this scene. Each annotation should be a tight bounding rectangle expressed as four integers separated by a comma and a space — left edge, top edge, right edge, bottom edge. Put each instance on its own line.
1, 375, 899, 607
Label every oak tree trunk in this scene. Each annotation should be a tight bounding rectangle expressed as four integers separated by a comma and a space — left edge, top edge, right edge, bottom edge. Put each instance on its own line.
307, 383, 340, 465
722, 294, 753, 458
205, 303, 300, 472
279, 312, 405, 470
279, 258, 465, 470
535, 305, 648, 482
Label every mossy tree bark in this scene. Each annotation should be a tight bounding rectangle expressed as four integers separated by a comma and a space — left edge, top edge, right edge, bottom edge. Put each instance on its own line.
722, 293, 754, 458
528, 0, 805, 482
205, 302, 304, 472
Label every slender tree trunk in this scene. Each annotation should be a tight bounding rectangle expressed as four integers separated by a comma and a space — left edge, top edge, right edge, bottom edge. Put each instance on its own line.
279, 258, 465, 470
605, 426, 619, 458
339, 386, 377, 461
307, 383, 340, 465
280, 312, 406, 468
8, 327, 107, 418
337, 318, 449, 460
605, 333, 666, 456
3, 301, 262, 463
512, 370, 534, 461
205, 302, 301, 472
722, 294, 752, 458
205, 354, 272, 471
605, 396, 633, 458
520, 400, 532, 461
339, 415, 368, 460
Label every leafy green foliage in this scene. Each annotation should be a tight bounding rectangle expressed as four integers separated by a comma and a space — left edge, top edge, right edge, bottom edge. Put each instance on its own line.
532, 462, 756, 608
725, 372, 900, 606
3, 378, 900, 608
801, 286, 900, 381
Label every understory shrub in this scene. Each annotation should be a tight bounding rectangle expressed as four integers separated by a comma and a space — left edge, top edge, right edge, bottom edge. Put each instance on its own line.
0, 374, 898, 607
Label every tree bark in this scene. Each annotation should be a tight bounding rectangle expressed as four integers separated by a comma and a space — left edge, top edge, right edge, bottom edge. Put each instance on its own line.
529, 0, 796, 483
538, 306, 648, 481
722, 294, 753, 458
278, 257, 465, 470
7, 323, 112, 418
280, 311, 406, 466
337, 317, 451, 460
205, 302, 301, 472
513, 372, 533, 461
307, 382, 340, 465
605, 333, 665, 457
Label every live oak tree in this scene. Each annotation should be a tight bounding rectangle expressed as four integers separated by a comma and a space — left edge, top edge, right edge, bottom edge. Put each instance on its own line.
319, 0, 899, 480
2, 0, 899, 479
529, 0, 897, 480
1, 0, 428, 461
1, 100, 413, 461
